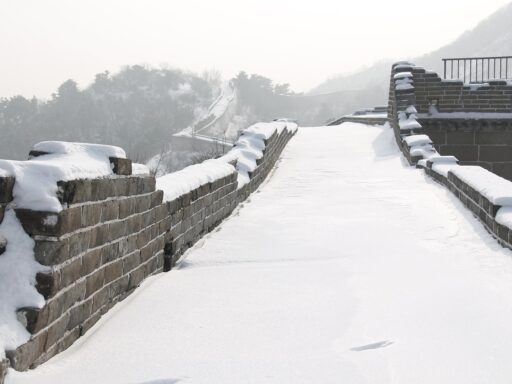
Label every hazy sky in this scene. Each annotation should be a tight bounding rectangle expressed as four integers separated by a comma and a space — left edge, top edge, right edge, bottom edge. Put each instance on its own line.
1, 0, 510, 98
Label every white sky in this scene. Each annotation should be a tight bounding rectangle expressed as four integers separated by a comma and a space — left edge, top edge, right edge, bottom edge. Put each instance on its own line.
1, 0, 510, 98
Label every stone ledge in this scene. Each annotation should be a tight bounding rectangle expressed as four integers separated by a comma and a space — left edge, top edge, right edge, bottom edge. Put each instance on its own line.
57, 175, 156, 205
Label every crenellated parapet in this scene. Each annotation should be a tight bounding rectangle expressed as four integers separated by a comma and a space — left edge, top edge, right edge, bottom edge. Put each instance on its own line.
0, 122, 297, 382
388, 61, 512, 179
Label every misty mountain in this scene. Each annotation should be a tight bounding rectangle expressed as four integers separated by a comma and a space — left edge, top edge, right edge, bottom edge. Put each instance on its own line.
310, 2, 512, 105
0, 66, 216, 161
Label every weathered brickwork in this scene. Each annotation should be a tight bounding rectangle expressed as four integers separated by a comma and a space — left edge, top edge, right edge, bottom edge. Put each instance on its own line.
0, 127, 295, 381
386, 61, 512, 266
411, 68, 512, 114
7, 176, 167, 371
420, 118, 512, 180
423, 162, 512, 250
387, 62, 512, 180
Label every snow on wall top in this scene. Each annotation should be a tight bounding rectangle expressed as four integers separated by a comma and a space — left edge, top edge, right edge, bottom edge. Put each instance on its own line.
157, 121, 297, 199
451, 166, 512, 205
403, 134, 431, 147
243, 121, 297, 140
0, 142, 125, 212
33, 141, 126, 159
156, 160, 235, 202
132, 163, 150, 176
225, 121, 297, 187
394, 72, 413, 80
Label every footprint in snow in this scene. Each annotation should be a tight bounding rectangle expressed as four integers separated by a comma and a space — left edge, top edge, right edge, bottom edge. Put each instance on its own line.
351, 340, 394, 352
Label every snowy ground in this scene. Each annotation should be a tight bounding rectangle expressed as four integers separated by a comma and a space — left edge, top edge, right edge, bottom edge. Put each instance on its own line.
8, 123, 512, 384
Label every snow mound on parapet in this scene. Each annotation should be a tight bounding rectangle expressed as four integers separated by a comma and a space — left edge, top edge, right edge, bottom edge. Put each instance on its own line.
0, 142, 124, 212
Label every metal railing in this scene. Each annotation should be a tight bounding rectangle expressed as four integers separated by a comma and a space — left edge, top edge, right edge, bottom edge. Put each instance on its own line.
443, 56, 512, 83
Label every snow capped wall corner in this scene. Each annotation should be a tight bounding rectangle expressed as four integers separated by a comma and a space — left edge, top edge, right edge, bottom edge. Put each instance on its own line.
387, 61, 442, 166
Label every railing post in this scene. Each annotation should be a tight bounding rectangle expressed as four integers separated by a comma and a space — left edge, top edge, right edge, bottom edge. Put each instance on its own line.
442, 56, 512, 83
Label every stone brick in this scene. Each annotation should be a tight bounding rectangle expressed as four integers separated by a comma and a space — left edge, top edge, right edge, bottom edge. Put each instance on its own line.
439, 145, 478, 162
86, 268, 105, 297
134, 227, 149, 248
89, 178, 112, 202
150, 190, 164, 208
35, 271, 60, 299
140, 240, 155, 263
57, 179, 92, 205
89, 224, 109, 248
156, 203, 170, 221
126, 213, 142, 234
109, 157, 132, 176
101, 200, 119, 221
34, 239, 70, 266
57, 327, 80, 355
59, 258, 82, 288
0, 204, 5, 224
6, 330, 47, 370
92, 286, 110, 313
67, 299, 92, 331
446, 130, 475, 145
0, 359, 9, 383
137, 194, 152, 213
81, 248, 102, 276
45, 312, 70, 350
100, 243, 120, 267
0, 234, 6, 256
15, 207, 82, 237
16, 307, 48, 334
492, 163, 512, 181
119, 197, 135, 219
80, 311, 101, 336
144, 255, 159, 277
128, 265, 145, 289
110, 275, 130, 298
0, 176, 15, 203
479, 146, 512, 162
142, 209, 156, 228
108, 220, 126, 242
112, 177, 130, 196
81, 204, 102, 228
497, 223, 510, 243
57, 280, 87, 319
120, 233, 138, 255
104, 259, 123, 283
68, 230, 91, 258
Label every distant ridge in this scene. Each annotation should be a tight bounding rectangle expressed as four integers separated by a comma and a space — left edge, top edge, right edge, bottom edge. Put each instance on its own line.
310, 2, 512, 99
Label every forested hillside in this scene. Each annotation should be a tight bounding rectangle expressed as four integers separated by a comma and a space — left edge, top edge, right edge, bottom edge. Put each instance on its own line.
0, 65, 215, 161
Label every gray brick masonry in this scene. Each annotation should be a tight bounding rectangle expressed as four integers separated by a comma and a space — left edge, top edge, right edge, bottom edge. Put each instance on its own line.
0, 127, 296, 380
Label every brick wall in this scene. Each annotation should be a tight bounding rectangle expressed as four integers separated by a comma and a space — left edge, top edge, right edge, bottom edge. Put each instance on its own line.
423, 161, 512, 250
387, 62, 512, 180
386, 60, 512, 268
411, 67, 512, 113
0, 127, 295, 381
420, 118, 512, 179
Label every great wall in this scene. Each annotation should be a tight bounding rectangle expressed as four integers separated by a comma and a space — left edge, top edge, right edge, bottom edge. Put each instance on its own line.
1, 57, 512, 382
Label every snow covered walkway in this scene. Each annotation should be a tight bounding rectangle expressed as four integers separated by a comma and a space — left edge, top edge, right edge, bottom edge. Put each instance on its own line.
9, 123, 512, 384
